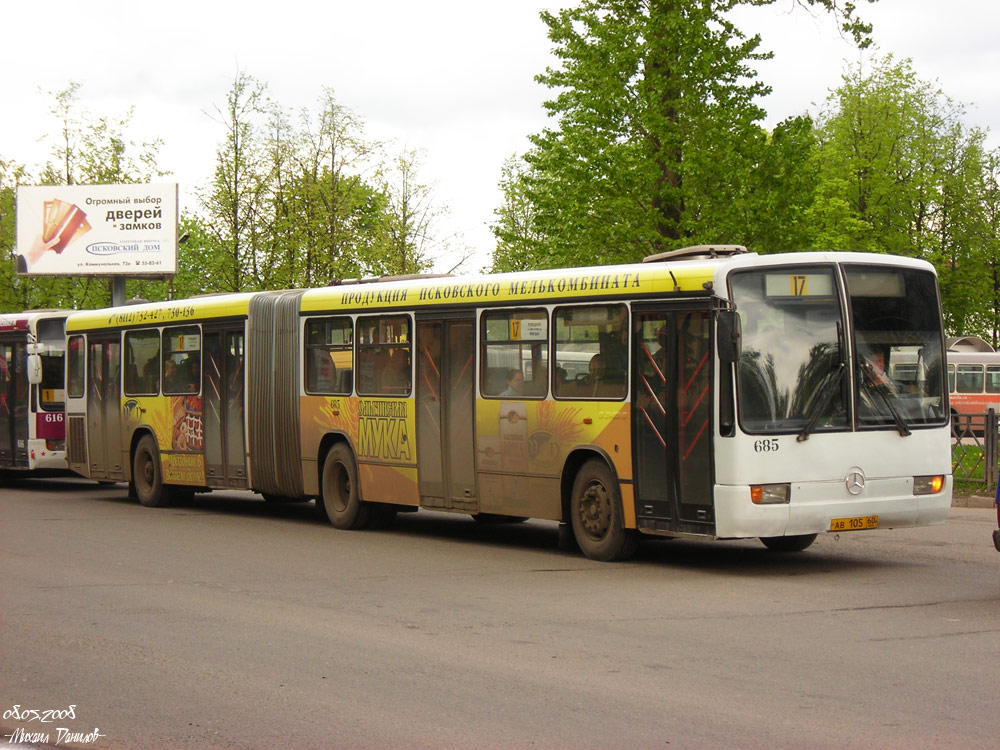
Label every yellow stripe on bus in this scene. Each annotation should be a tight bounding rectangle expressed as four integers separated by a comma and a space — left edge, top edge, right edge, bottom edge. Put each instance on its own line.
301, 264, 716, 312
66, 293, 256, 332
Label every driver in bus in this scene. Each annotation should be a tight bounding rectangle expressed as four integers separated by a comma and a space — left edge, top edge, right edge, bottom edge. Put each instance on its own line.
865, 349, 898, 392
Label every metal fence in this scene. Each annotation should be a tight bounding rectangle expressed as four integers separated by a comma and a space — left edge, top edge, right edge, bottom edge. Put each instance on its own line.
952, 409, 999, 486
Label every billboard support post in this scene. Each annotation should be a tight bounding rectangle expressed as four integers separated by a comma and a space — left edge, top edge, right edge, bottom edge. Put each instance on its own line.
110, 277, 126, 307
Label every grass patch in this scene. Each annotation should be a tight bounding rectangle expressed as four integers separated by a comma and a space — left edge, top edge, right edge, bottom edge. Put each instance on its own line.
952, 443, 987, 482
953, 479, 992, 498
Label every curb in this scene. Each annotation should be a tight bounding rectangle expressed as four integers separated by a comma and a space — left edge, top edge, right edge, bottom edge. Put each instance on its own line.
952, 494, 996, 509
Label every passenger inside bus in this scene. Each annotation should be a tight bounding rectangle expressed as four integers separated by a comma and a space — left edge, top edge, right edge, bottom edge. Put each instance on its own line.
164, 359, 181, 393
499, 369, 524, 397
587, 352, 625, 398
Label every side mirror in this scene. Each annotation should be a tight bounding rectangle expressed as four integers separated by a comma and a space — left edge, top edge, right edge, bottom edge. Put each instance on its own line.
27, 353, 43, 385
717, 310, 742, 363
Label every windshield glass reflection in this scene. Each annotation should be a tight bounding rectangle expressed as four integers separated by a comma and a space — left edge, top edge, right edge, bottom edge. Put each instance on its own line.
846, 265, 946, 428
731, 266, 847, 434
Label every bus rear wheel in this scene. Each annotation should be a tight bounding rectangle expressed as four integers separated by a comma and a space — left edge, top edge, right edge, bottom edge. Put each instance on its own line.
760, 533, 817, 552
133, 435, 170, 508
570, 459, 637, 562
321, 444, 371, 530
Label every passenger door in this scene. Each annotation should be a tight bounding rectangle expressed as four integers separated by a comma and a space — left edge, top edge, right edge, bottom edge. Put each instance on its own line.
0, 339, 28, 468
203, 327, 247, 488
415, 317, 477, 511
87, 336, 124, 480
632, 307, 714, 534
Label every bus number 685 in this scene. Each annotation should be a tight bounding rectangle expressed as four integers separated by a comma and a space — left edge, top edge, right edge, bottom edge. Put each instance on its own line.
753, 438, 779, 453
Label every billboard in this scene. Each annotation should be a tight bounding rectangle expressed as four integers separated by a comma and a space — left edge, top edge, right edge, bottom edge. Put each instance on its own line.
15, 183, 178, 276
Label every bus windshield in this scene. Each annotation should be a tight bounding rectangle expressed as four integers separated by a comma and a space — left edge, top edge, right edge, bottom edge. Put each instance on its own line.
845, 264, 946, 429
732, 265, 847, 433
731, 264, 946, 434
39, 352, 65, 411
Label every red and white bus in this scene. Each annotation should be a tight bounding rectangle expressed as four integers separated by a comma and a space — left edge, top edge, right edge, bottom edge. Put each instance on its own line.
944, 350, 1000, 421
0, 310, 69, 475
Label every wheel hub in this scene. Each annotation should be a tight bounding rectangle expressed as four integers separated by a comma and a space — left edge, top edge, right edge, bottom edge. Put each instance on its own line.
580, 482, 611, 538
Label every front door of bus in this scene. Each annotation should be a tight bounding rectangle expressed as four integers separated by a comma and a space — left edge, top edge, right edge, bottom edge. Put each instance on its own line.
416, 317, 477, 511
632, 308, 714, 534
0, 339, 29, 468
203, 328, 247, 488
87, 337, 124, 480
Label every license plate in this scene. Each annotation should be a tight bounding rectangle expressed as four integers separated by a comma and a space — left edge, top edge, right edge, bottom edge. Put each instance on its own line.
831, 515, 879, 531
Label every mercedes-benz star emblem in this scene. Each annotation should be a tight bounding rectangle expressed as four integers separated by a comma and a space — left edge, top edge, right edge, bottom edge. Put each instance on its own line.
845, 470, 866, 495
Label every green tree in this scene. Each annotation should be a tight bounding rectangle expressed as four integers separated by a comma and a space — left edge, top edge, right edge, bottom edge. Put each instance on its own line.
0, 83, 168, 312
201, 71, 271, 292
491, 0, 874, 271
380, 148, 442, 276
981, 150, 1000, 347
270, 90, 392, 285
810, 55, 990, 334
200, 75, 443, 291
491, 156, 545, 272
742, 116, 821, 253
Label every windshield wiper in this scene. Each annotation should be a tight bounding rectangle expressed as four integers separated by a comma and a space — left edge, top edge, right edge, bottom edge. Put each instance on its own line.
859, 362, 911, 437
797, 365, 845, 442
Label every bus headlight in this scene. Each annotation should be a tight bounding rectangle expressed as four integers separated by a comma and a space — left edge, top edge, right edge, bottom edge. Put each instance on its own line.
751, 483, 790, 504
913, 475, 945, 495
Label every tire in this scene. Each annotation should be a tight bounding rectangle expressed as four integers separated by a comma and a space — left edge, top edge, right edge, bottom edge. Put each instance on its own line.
570, 459, 638, 561
133, 434, 171, 508
321, 443, 371, 529
760, 533, 818, 552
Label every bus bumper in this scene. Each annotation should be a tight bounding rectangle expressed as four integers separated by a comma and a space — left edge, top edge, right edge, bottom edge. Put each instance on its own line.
28, 439, 68, 471
714, 475, 952, 540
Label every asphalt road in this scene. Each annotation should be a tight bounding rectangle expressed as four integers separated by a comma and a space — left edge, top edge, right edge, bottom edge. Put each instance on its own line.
1, 477, 997, 749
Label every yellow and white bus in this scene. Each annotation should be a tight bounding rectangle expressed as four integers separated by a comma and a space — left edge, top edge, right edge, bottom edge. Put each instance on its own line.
64, 247, 952, 560
0, 310, 69, 476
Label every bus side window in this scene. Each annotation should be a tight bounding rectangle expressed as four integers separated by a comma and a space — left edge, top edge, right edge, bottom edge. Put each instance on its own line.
480, 308, 548, 399
553, 304, 627, 400
357, 315, 411, 397
956, 364, 984, 394
124, 330, 160, 396
163, 325, 201, 395
304, 317, 353, 396
67, 335, 85, 398
987, 365, 1000, 394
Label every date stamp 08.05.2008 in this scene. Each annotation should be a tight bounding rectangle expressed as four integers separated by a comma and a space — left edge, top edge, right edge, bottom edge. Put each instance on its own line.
3, 705, 106, 746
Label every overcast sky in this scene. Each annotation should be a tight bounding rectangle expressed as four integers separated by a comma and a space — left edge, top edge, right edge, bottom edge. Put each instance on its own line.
3, 0, 998, 275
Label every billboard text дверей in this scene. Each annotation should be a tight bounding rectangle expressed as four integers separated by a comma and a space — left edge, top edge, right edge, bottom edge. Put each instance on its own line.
15, 184, 178, 276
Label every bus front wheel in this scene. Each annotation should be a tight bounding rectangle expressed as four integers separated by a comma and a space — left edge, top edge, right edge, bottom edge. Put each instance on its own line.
321, 444, 370, 530
570, 459, 638, 562
133, 435, 170, 508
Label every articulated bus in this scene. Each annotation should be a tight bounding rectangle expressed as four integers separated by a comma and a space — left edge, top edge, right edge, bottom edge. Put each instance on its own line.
0, 310, 69, 475
64, 247, 952, 560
